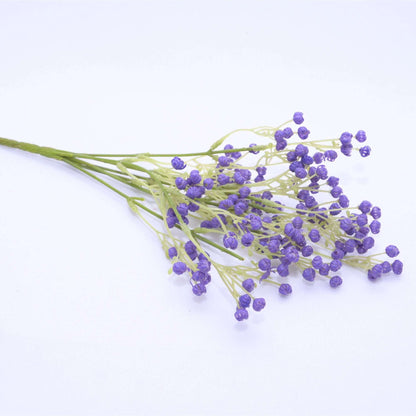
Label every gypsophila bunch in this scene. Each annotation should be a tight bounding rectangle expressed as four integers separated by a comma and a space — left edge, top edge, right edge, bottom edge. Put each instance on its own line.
0, 112, 403, 321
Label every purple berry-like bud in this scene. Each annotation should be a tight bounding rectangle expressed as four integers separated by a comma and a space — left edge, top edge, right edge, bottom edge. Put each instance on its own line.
217, 174, 230, 186
324, 150, 338, 162
362, 236, 375, 250
279, 283, 292, 295
327, 176, 339, 188
249, 143, 259, 154
381, 261, 392, 273
276, 139, 287, 151
313, 152, 324, 164
192, 283, 207, 296
283, 127, 294, 138
298, 126, 310, 140
392, 260, 403, 275
385, 245, 400, 258
302, 245, 314, 257
292, 216, 303, 229
239, 294, 251, 308
186, 186, 205, 199
355, 130, 367, 143
340, 132, 353, 145
309, 229, 321, 243
359, 145, 371, 157
295, 167, 307, 179
172, 262, 187, 275
203, 178, 214, 190
302, 267, 315, 281
340, 143, 353, 157
274, 130, 284, 140
253, 297, 266, 311
330, 276, 343, 288
242, 278, 255, 292
239, 186, 251, 198
316, 165, 328, 180
312, 256, 323, 269
359, 200, 372, 214
330, 260, 342, 272
370, 206, 381, 219
168, 247, 178, 259
223, 232, 238, 250
338, 194, 349, 208
331, 248, 345, 260
258, 258, 272, 271
293, 112, 304, 125
176, 203, 189, 216
369, 220, 381, 234
234, 308, 249, 321
372, 264, 383, 278
330, 186, 343, 198
171, 157, 186, 170
188, 169, 201, 185
319, 263, 330, 276
241, 232, 254, 247
175, 177, 187, 190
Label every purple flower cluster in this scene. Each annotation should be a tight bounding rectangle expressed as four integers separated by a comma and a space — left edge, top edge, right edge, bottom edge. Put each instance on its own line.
164, 112, 403, 322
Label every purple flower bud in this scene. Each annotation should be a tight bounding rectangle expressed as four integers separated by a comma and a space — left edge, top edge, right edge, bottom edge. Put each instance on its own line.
330, 186, 343, 198
218, 156, 232, 167
312, 256, 323, 269
313, 152, 324, 164
370, 206, 381, 219
324, 150, 338, 161
338, 194, 349, 208
249, 143, 259, 154
327, 176, 339, 188
293, 112, 304, 125
171, 157, 186, 170
274, 130, 284, 140
277, 263, 289, 277
188, 169, 201, 185
292, 216, 303, 229
258, 258, 272, 271
340, 217, 353, 232
356, 214, 368, 227
234, 308, 249, 321
330, 259, 342, 272
381, 261, 392, 273
359, 146, 371, 157
239, 294, 251, 308
241, 232, 254, 247
192, 283, 207, 296
340, 132, 353, 145
239, 186, 251, 198
283, 127, 294, 138
340, 143, 353, 156
275, 138, 287, 151
362, 236, 375, 250
316, 165, 328, 180
186, 186, 205, 199
188, 202, 200, 212
309, 229, 321, 243
295, 167, 307, 179
369, 220, 381, 234
355, 130, 367, 143
302, 267, 315, 281
319, 263, 330, 276
331, 248, 345, 260
173, 262, 187, 275
386, 245, 399, 258
203, 178, 214, 190
175, 177, 187, 190
168, 247, 178, 259
302, 245, 314, 257
359, 200, 372, 214
392, 260, 403, 275
279, 283, 292, 295
242, 278, 255, 292
330, 276, 343, 288
253, 298, 266, 311
176, 203, 189, 216
301, 155, 314, 165
295, 144, 309, 157
372, 264, 383, 278
223, 232, 238, 250
217, 174, 230, 186
298, 126, 310, 140
287, 151, 297, 162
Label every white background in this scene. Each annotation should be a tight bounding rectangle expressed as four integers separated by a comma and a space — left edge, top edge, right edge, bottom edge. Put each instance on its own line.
0, 1, 415, 415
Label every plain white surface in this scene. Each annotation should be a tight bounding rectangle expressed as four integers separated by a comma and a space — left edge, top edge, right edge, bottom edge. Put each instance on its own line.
0, 1, 415, 415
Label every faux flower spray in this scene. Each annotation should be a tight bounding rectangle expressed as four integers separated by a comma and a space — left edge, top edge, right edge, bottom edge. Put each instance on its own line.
0, 112, 403, 321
